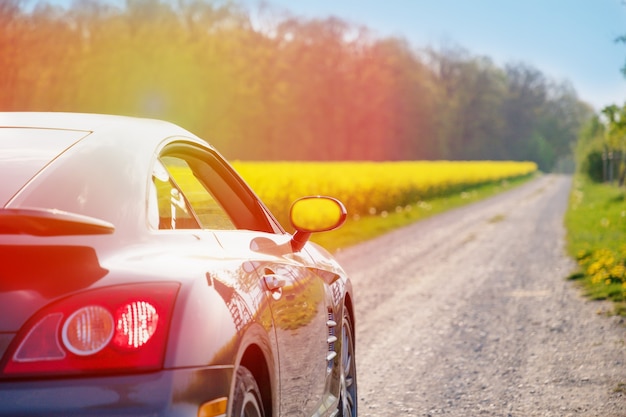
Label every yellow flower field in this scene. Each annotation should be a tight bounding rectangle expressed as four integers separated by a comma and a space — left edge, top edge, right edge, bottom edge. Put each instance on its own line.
232, 161, 537, 226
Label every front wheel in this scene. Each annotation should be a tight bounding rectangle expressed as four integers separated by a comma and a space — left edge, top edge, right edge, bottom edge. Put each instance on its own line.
338, 307, 357, 417
231, 366, 265, 417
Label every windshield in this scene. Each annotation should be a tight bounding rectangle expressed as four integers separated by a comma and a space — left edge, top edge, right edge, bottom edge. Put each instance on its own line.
0, 128, 88, 205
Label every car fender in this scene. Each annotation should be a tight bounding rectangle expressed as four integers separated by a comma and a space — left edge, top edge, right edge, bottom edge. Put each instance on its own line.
164, 276, 240, 368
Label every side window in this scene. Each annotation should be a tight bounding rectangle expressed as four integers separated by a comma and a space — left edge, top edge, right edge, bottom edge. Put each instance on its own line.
151, 159, 203, 230
149, 142, 281, 233
160, 156, 236, 230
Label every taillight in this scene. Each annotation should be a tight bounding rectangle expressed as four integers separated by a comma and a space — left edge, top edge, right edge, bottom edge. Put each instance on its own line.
2, 282, 179, 378
114, 301, 159, 349
63, 306, 114, 355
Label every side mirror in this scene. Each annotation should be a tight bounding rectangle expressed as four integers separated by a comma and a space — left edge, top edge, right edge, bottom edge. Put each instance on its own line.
289, 196, 347, 251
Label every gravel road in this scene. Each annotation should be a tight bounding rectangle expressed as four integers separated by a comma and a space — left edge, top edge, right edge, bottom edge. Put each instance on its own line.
335, 174, 626, 416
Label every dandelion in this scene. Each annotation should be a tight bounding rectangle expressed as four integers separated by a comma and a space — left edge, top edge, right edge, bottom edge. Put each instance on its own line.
591, 271, 607, 284
588, 261, 602, 275
576, 249, 591, 261
610, 265, 626, 280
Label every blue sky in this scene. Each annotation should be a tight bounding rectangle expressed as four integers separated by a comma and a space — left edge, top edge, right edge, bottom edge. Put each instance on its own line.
43, 0, 626, 111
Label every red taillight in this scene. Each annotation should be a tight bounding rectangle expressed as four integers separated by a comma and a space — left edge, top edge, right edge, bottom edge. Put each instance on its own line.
114, 301, 159, 349
2, 282, 179, 377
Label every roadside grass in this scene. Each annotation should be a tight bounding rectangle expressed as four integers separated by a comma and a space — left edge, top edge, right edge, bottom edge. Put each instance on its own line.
311, 173, 538, 252
565, 175, 626, 316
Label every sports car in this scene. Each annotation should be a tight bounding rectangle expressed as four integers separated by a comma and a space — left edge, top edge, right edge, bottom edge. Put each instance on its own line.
0, 112, 357, 417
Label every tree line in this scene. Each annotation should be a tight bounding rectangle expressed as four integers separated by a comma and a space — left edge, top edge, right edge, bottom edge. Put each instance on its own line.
575, 32, 626, 184
1, 0, 594, 170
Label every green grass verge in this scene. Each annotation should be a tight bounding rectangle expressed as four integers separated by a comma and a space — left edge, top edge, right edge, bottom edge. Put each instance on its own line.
565, 175, 626, 316
311, 172, 538, 252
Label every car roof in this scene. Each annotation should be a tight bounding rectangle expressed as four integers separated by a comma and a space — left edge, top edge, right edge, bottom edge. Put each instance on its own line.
0, 112, 193, 136
0, 112, 209, 236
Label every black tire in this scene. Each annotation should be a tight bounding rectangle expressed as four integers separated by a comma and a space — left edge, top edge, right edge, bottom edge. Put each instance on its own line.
231, 366, 265, 417
339, 307, 358, 417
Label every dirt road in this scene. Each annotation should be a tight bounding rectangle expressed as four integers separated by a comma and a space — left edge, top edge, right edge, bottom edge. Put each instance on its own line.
336, 174, 626, 416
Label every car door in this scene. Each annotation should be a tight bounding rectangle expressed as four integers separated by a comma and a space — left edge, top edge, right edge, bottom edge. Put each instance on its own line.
242, 233, 336, 416
155, 140, 334, 416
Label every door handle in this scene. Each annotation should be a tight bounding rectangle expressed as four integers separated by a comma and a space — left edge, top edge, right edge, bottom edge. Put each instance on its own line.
263, 274, 286, 291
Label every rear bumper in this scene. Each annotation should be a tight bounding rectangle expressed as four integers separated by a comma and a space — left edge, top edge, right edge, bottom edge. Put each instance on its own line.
0, 366, 232, 416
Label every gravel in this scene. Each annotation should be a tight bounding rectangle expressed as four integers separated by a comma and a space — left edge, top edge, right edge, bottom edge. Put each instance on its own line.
336, 174, 626, 416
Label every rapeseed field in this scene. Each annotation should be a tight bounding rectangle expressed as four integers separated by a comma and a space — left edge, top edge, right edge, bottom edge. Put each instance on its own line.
233, 161, 537, 226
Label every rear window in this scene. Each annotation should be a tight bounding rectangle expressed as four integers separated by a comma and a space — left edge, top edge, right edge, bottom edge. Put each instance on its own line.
0, 128, 88, 205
